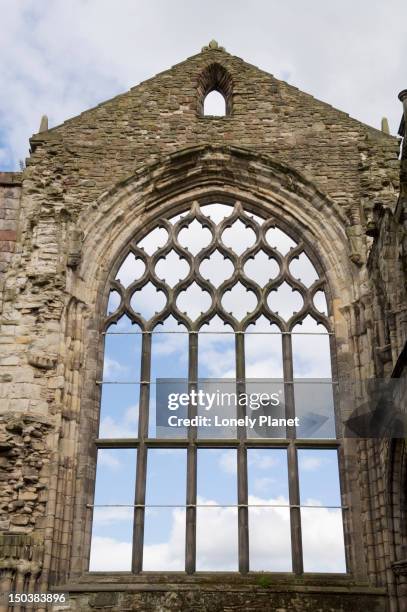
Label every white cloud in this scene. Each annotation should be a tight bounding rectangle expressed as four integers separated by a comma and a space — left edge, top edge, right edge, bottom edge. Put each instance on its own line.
97, 450, 122, 470
143, 508, 186, 571
196, 503, 239, 570
153, 333, 187, 358
1, 1, 405, 171
177, 282, 212, 321
92, 506, 133, 525
199, 340, 235, 378
299, 456, 323, 471
248, 449, 278, 470
301, 504, 346, 572
89, 494, 346, 572
89, 536, 132, 571
252, 476, 276, 494
115, 254, 146, 288
102, 356, 128, 378
222, 282, 257, 320
218, 451, 237, 475
99, 404, 139, 438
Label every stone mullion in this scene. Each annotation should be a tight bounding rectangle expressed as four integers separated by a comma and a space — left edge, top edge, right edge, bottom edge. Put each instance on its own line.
185, 332, 198, 574
132, 332, 151, 573
236, 332, 249, 574
282, 332, 303, 575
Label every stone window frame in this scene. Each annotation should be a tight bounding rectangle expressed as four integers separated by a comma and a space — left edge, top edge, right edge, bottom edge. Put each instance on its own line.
88, 194, 349, 576
197, 63, 233, 117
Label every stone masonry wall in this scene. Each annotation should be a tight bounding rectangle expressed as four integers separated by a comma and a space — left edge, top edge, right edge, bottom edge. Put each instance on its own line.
27, 46, 399, 221
0, 43, 405, 611
0, 173, 21, 282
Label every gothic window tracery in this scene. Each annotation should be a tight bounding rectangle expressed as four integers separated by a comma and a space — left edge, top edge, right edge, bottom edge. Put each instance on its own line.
89, 200, 347, 574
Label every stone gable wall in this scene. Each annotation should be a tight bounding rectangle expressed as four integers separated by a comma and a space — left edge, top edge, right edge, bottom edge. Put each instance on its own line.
27, 47, 399, 216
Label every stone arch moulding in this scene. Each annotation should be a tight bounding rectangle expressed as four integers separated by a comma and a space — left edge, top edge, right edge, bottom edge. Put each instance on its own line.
389, 439, 407, 585
60, 145, 368, 581
196, 63, 233, 116
73, 145, 356, 312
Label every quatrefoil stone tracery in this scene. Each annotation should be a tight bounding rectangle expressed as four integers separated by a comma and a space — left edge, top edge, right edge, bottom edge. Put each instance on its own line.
105, 201, 330, 333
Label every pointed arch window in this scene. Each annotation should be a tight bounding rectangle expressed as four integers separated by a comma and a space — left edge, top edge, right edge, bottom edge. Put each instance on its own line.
89, 199, 347, 575
197, 64, 233, 117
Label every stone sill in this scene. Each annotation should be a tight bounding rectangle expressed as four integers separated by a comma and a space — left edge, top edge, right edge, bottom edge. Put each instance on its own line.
55, 573, 386, 596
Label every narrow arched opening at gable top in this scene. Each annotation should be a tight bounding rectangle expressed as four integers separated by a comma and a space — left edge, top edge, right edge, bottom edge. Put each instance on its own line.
197, 63, 233, 117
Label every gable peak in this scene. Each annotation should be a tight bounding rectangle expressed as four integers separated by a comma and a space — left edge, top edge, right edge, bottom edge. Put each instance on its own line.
201, 40, 226, 53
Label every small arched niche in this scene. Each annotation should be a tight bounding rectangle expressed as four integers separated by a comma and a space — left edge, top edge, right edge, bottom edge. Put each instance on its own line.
197, 63, 233, 117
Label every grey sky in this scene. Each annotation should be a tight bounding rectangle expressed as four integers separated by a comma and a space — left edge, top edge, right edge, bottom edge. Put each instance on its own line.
0, 0, 405, 170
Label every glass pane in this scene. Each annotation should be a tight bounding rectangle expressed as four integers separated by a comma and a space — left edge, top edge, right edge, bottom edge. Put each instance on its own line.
143, 507, 186, 570
99, 384, 139, 438
301, 507, 346, 572
298, 449, 342, 507
196, 506, 238, 570
89, 449, 136, 571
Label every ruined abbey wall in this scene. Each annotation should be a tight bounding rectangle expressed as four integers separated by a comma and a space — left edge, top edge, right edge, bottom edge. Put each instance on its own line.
0, 44, 406, 611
